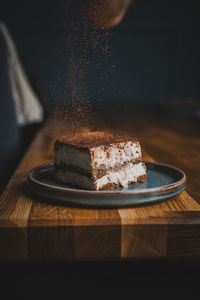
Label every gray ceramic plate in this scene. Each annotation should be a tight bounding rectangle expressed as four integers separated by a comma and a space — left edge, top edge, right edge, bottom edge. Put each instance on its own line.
27, 162, 186, 207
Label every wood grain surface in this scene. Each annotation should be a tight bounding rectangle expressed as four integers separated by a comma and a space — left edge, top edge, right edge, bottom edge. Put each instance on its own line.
0, 109, 200, 261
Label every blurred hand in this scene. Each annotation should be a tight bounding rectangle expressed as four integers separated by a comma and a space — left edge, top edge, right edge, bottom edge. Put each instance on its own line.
80, 0, 132, 28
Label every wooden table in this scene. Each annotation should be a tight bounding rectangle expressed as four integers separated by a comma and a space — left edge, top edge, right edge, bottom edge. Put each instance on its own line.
1, 109, 200, 261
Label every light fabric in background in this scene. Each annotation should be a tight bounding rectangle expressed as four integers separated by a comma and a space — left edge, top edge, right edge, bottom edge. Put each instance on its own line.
0, 23, 43, 126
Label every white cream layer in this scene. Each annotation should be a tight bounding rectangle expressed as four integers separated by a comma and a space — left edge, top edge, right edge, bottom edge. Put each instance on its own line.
91, 141, 141, 169
55, 162, 146, 191
96, 162, 146, 190
55, 141, 142, 171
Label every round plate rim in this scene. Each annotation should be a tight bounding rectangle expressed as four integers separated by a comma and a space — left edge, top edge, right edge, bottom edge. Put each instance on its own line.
27, 161, 186, 196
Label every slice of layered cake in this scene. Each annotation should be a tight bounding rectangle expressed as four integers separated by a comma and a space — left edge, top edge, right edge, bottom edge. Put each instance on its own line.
54, 132, 146, 190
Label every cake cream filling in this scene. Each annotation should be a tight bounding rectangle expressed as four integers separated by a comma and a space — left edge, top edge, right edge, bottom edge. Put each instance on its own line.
55, 141, 142, 171
91, 141, 141, 169
96, 162, 146, 190
55, 162, 146, 190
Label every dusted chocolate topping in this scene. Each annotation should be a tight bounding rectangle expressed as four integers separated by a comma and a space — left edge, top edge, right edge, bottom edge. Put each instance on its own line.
56, 131, 139, 149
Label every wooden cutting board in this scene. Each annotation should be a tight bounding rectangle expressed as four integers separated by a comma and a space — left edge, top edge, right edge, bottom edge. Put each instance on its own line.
0, 113, 200, 261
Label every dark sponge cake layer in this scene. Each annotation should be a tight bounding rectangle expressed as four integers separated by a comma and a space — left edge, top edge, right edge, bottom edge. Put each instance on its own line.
56, 131, 139, 150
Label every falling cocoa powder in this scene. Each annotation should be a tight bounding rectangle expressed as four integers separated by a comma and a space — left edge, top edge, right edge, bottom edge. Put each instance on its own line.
48, 0, 116, 134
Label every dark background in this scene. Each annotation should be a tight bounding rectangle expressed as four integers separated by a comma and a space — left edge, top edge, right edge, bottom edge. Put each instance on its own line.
1, 0, 200, 197
1, 0, 200, 188
1, 0, 200, 109
1, 1, 200, 297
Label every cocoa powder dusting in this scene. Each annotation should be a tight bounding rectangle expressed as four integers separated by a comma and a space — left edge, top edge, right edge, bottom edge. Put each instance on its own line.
49, 0, 116, 135
56, 131, 139, 149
